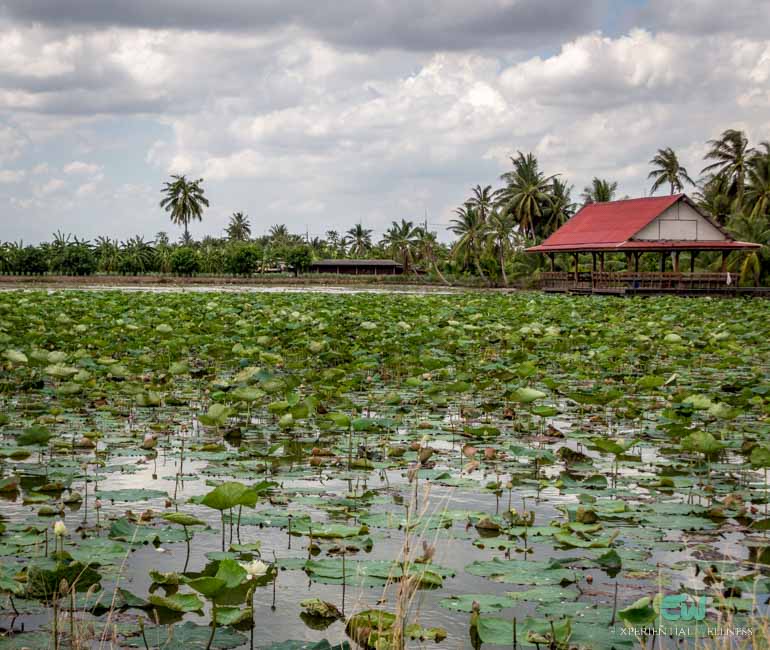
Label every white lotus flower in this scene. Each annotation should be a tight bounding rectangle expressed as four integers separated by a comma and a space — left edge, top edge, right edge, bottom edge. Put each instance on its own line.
240, 560, 268, 579
54, 521, 67, 537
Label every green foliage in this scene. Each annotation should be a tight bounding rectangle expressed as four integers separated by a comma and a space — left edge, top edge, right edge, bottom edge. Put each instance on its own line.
225, 243, 261, 276
285, 245, 313, 275
170, 246, 201, 276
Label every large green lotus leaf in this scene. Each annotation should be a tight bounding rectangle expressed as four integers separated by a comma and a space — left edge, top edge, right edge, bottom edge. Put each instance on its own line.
187, 576, 227, 598
466, 558, 575, 585
25, 558, 101, 599
109, 518, 188, 544
506, 586, 580, 604
16, 425, 53, 446
126, 621, 248, 649
147, 592, 203, 612
162, 512, 206, 527
201, 482, 257, 511
0, 632, 52, 649
509, 387, 547, 404
751, 445, 770, 468
617, 596, 656, 625
475, 616, 572, 646
258, 640, 350, 650
95, 488, 168, 502
216, 605, 253, 626
3, 349, 28, 364
68, 537, 129, 566
439, 593, 516, 613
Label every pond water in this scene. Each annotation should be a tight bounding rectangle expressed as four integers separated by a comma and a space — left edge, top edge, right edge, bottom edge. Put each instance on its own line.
0, 289, 768, 649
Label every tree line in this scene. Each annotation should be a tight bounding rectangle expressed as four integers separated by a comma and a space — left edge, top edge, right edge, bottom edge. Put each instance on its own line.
1, 128, 768, 284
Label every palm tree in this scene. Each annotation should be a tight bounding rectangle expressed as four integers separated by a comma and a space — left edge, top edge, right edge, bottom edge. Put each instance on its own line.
581, 178, 618, 205
648, 147, 695, 195
745, 142, 770, 219
346, 224, 373, 257
702, 129, 754, 210
495, 152, 555, 239
381, 219, 419, 274
226, 212, 251, 241
414, 227, 449, 285
726, 213, 770, 285
484, 210, 515, 286
268, 224, 290, 247
155, 231, 170, 247
120, 236, 155, 274
159, 175, 209, 241
695, 174, 733, 224
94, 236, 120, 273
450, 205, 487, 279
467, 185, 495, 222
541, 178, 575, 237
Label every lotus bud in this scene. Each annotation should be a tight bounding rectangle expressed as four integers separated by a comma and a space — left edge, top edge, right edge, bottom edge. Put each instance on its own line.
54, 520, 67, 537
586, 574, 593, 585
95, 498, 102, 510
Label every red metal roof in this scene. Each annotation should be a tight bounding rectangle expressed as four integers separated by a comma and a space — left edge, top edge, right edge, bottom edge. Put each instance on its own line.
529, 194, 683, 252
527, 194, 762, 253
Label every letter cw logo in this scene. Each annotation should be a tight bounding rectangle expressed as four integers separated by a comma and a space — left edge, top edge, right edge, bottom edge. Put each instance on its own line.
660, 594, 707, 622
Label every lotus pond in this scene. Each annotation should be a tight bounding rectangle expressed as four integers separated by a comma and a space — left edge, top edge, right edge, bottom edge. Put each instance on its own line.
1, 289, 769, 650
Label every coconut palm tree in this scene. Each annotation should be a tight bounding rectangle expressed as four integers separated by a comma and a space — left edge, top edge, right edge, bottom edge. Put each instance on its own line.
414, 227, 449, 285
382, 219, 419, 274
745, 142, 770, 219
581, 178, 618, 205
346, 224, 373, 257
702, 129, 754, 210
467, 184, 495, 222
648, 147, 695, 195
94, 236, 121, 273
226, 212, 251, 241
484, 210, 515, 286
541, 178, 575, 237
450, 205, 487, 279
159, 175, 209, 241
695, 174, 733, 224
726, 213, 770, 285
495, 152, 555, 239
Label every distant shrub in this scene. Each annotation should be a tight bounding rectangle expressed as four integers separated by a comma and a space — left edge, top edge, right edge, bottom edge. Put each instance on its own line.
51, 243, 97, 276
16, 246, 48, 275
225, 243, 260, 276
286, 245, 313, 276
170, 247, 200, 276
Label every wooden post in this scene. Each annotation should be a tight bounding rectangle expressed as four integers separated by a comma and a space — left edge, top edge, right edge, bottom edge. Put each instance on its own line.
591, 253, 597, 272
549, 253, 555, 272
659, 252, 665, 272
573, 253, 579, 282
634, 252, 640, 272
673, 251, 680, 273
600, 253, 605, 272
720, 250, 728, 273
625, 252, 632, 271
690, 251, 697, 273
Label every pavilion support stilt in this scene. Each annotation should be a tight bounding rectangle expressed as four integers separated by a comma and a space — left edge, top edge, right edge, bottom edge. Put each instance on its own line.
721, 251, 728, 273
625, 252, 632, 271
634, 252, 640, 272
690, 251, 697, 273
600, 253, 605, 272
659, 252, 666, 273
673, 251, 680, 273
548, 253, 555, 272
591, 253, 597, 272
573, 253, 579, 282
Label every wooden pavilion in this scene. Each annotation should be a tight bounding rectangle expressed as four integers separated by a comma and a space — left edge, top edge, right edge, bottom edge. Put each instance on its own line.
526, 194, 761, 295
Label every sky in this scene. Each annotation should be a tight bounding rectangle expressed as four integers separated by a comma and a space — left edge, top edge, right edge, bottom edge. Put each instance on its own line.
0, 0, 768, 244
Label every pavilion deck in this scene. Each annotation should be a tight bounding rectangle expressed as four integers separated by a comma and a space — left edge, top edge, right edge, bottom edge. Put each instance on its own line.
539, 271, 768, 296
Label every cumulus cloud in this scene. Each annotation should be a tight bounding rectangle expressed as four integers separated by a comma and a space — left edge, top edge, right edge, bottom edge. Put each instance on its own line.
0, 1, 605, 51
64, 161, 101, 175
0, 168, 24, 183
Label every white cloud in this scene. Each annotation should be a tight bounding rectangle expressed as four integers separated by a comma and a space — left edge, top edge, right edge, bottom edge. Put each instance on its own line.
39, 178, 65, 195
0, 169, 25, 183
64, 160, 101, 175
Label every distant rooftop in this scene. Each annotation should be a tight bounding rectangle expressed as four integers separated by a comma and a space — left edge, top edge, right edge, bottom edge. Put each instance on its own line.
309, 259, 403, 267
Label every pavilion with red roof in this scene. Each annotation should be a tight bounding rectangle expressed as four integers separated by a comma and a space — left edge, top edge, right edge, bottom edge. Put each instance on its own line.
526, 194, 760, 294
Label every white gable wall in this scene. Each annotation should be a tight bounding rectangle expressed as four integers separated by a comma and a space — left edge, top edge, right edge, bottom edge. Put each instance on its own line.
633, 201, 726, 241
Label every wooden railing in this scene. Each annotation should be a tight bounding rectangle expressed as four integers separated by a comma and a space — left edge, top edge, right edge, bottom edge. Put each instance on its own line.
540, 272, 732, 293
